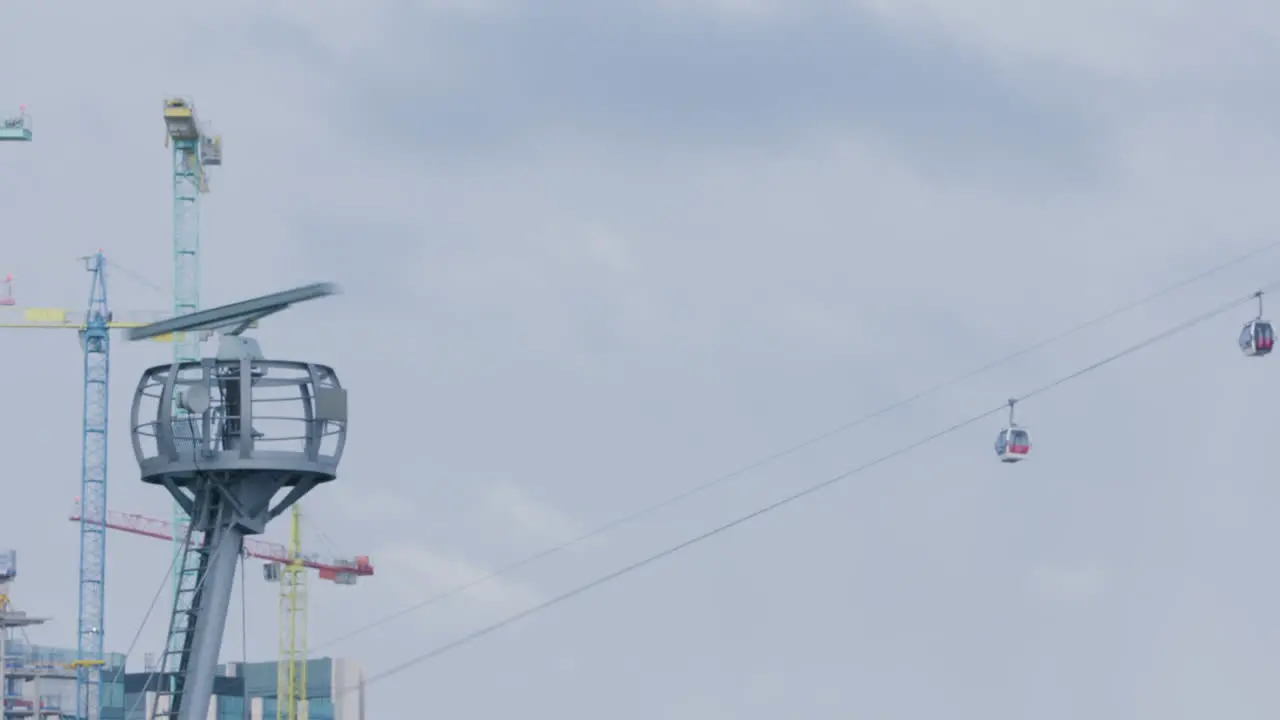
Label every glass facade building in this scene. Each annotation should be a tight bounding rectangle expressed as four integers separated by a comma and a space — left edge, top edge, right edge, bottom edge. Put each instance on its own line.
121, 672, 244, 720
4, 644, 362, 720
121, 657, 363, 720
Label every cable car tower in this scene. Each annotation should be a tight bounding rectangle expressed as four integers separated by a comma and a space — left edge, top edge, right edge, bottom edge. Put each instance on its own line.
126, 283, 346, 720
162, 97, 222, 638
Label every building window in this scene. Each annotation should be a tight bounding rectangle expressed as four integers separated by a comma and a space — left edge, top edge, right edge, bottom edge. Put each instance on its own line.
219, 694, 245, 720
307, 697, 335, 720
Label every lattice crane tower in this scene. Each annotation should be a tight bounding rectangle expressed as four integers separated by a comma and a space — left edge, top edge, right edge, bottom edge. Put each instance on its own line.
0, 255, 171, 720
162, 97, 222, 629
125, 283, 346, 720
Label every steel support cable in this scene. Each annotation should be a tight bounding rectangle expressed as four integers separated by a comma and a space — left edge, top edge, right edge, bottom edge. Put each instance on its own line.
334, 285, 1271, 697
106, 536, 179, 687
314, 240, 1280, 652
103, 258, 166, 296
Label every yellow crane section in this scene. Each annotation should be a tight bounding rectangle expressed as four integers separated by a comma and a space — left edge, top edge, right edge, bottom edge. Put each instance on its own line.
278, 504, 307, 720
0, 272, 173, 336
0, 273, 251, 342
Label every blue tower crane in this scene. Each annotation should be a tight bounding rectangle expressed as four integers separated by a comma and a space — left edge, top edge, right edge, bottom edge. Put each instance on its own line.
0, 255, 170, 720
161, 97, 221, 619
74, 253, 110, 720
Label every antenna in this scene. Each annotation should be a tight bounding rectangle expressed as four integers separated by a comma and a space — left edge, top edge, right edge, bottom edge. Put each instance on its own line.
125, 282, 339, 342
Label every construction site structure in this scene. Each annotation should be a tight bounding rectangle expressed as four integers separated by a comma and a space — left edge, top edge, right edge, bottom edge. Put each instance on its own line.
0, 550, 50, 720
69, 498, 371, 720
162, 97, 221, 625
0, 108, 31, 142
123, 283, 346, 720
67, 502, 374, 583
0, 263, 174, 333
0, 550, 125, 720
1, 554, 64, 720
0, 255, 171, 720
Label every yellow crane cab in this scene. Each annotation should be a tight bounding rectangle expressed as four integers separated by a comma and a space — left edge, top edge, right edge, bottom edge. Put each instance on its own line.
162, 97, 199, 141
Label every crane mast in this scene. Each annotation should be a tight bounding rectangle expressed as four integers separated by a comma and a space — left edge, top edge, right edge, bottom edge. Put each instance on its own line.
278, 504, 308, 720
0, 250, 174, 720
75, 253, 110, 720
161, 97, 221, 655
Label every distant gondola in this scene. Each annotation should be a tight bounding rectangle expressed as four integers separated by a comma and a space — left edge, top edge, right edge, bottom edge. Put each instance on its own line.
995, 398, 1031, 463
1240, 291, 1274, 357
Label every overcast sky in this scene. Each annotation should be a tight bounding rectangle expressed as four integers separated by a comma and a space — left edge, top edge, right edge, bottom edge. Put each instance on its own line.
4, 1, 1280, 718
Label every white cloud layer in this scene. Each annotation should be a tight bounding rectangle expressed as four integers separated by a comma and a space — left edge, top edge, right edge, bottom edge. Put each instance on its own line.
3, 1, 1280, 718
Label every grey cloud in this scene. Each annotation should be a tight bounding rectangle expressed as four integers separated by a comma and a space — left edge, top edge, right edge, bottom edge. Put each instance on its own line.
307, 0, 1100, 180
9, 2, 1280, 718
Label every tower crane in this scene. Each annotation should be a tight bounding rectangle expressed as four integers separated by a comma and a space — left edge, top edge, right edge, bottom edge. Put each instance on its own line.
0, 253, 169, 720
67, 502, 374, 583
161, 102, 321, 720
0, 106, 32, 142
67, 500, 372, 719
161, 97, 222, 635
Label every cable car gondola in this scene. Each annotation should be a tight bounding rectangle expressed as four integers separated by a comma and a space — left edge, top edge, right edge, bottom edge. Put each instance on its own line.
995, 398, 1031, 463
1240, 291, 1274, 357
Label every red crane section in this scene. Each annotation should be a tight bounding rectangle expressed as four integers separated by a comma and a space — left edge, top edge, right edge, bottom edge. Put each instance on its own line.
68, 498, 373, 584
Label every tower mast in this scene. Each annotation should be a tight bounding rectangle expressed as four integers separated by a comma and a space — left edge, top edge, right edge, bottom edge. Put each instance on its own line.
161, 97, 221, 628
75, 253, 110, 720
277, 504, 307, 720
